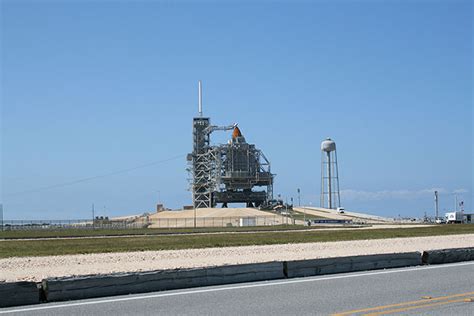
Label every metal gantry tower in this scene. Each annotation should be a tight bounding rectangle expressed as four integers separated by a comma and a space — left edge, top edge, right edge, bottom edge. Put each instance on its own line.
320, 138, 341, 209
188, 81, 274, 208
191, 116, 212, 208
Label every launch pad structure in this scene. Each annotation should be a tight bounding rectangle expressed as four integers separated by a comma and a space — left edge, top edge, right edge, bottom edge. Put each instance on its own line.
187, 81, 274, 208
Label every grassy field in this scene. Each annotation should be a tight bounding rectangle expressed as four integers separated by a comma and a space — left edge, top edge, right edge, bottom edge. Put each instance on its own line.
0, 225, 472, 258
0, 224, 350, 239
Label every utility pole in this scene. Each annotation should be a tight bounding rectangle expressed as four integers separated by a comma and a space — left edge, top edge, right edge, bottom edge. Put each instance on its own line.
92, 203, 95, 229
297, 188, 301, 207
290, 198, 294, 225
434, 191, 439, 219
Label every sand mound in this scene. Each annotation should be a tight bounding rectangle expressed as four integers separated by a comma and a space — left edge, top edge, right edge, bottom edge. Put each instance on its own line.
149, 207, 274, 219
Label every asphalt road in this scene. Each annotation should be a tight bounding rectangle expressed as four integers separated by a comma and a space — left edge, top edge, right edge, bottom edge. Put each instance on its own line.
1, 261, 473, 315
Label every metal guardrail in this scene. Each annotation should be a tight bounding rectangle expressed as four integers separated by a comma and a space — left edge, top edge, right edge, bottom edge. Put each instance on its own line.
149, 216, 288, 228
311, 219, 352, 224
0, 219, 145, 230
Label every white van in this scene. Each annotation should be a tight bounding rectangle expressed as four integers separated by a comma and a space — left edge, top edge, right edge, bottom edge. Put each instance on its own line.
337, 207, 345, 214
435, 218, 446, 224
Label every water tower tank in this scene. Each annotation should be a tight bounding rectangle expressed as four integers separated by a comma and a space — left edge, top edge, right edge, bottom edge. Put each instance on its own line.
320, 137, 341, 210
321, 138, 336, 152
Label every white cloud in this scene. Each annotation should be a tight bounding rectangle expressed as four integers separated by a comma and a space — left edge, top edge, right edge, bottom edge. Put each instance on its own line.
453, 189, 469, 194
340, 188, 457, 201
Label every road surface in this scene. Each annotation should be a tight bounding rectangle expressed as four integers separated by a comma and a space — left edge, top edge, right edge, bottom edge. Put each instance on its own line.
1, 261, 473, 315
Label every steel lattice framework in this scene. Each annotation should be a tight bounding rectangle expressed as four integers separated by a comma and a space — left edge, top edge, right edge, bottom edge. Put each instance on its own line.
187, 82, 274, 208
188, 119, 274, 208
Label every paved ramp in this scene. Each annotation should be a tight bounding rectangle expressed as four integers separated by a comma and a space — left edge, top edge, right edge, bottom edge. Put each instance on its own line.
293, 207, 349, 220
294, 207, 393, 223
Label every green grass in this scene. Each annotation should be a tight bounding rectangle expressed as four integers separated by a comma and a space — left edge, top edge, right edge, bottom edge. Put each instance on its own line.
0, 225, 339, 239
0, 224, 472, 258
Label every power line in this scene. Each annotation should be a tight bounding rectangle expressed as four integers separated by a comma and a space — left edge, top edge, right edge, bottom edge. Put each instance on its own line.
5, 154, 185, 197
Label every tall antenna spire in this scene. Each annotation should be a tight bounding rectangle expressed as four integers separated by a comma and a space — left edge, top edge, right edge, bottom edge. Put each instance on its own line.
198, 80, 202, 117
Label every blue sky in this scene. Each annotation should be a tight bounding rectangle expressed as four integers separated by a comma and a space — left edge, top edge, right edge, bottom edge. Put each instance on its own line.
1, 0, 472, 219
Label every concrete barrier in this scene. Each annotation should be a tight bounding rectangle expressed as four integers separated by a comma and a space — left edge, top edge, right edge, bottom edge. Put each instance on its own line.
422, 247, 474, 265
14, 248, 474, 305
284, 252, 422, 278
43, 261, 284, 302
0, 282, 39, 307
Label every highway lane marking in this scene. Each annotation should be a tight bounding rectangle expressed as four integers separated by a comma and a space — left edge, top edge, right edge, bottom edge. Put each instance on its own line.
364, 297, 473, 315
332, 291, 474, 315
1, 261, 473, 314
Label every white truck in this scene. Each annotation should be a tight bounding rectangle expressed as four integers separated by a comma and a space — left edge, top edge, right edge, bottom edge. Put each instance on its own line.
337, 207, 345, 214
445, 211, 463, 224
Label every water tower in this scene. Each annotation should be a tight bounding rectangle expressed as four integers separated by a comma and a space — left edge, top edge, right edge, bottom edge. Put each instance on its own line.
320, 138, 341, 209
